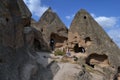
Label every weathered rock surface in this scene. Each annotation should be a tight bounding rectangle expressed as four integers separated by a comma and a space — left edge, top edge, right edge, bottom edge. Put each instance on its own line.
31, 19, 47, 51
0, 1, 58, 80
69, 9, 120, 68
0, 0, 120, 80
32, 7, 68, 50
53, 63, 82, 80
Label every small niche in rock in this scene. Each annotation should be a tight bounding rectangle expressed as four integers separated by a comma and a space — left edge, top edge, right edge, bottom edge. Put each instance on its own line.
74, 43, 79, 53
84, 16, 87, 19
84, 37, 91, 43
34, 38, 41, 51
78, 47, 85, 53
74, 36, 77, 38
6, 18, 9, 22
110, 39, 114, 43
41, 28, 43, 32
73, 44, 85, 53
86, 53, 109, 68
0, 59, 4, 63
117, 66, 120, 73
113, 66, 120, 80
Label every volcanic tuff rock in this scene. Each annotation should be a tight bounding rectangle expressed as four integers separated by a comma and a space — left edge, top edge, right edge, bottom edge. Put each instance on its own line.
0, 0, 120, 80
33, 7, 68, 50
0, 0, 31, 48
69, 9, 120, 68
30, 18, 50, 51
0, 1, 59, 80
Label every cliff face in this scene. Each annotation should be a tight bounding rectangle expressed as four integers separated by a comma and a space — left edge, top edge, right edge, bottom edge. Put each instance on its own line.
0, 1, 58, 80
69, 9, 120, 68
0, 0, 31, 48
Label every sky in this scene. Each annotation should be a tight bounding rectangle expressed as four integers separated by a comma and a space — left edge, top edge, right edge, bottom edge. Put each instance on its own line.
23, 0, 120, 48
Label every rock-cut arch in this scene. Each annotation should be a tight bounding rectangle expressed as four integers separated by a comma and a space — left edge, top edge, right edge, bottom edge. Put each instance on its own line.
86, 53, 110, 68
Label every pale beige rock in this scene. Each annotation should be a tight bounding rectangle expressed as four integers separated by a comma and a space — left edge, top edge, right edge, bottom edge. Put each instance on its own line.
53, 63, 82, 80
69, 9, 120, 68
32, 7, 68, 51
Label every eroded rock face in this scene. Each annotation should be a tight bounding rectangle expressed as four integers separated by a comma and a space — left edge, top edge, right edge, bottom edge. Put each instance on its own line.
32, 28, 50, 51
32, 7, 68, 51
86, 53, 110, 68
31, 19, 48, 51
69, 9, 120, 68
0, 1, 58, 80
0, 0, 120, 79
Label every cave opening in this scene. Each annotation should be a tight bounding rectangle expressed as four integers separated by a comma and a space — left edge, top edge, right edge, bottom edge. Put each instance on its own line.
41, 28, 43, 32
50, 33, 67, 48
78, 47, 86, 53
0, 59, 3, 63
84, 37, 91, 43
6, 18, 9, 22
86, 53, 109, 68
73, 43, 85, 53
84, 16, 87, 19
34, 38, 41, 51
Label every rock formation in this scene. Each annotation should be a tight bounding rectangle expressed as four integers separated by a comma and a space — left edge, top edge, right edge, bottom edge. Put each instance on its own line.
68, 9, 120, 80
33, 7, 68, 51
30, 18, 50, 51
69, 9, 120, 68
0, 1, 59, 80
0, 0, 120, 80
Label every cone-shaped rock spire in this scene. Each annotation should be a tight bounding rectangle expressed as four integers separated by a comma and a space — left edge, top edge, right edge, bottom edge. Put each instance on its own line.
34, 7, 68, 50
69, 9, 120, 68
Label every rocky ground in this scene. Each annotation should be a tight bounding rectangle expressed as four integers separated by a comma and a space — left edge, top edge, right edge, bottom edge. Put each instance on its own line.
35, 51, 116, 80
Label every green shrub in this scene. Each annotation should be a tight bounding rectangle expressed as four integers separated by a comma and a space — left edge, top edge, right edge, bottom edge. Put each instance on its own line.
54, 49, 65, 56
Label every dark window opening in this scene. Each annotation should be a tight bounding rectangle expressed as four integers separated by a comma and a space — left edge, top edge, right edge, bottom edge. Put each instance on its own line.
110, 39, 114, 43
74, 36, 77, 38
78, 47, 86, 53
34, 39, 41, 51
74, 43, 79, 53
118, 66, 120, 73
84, 37, 91, 43
0, 59, 3, 63
41, 28, 43, 32
84, 16, 87, 19
73, 44, 85, 53
113, 66, 120, 80
6, 18, 9, 22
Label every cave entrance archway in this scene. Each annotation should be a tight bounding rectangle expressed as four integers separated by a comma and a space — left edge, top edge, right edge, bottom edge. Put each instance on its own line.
34, 38, 41, 51
50, 33, 67, 49
84, 37, 91, 43
73, 43, 79, 53
73, 43, 85, 53
86, 53, 109, 68
78, 47, 85, 53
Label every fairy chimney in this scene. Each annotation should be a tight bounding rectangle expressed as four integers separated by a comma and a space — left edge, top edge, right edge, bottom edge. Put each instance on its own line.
69, 9, 120, 68
34, 7, 68, 50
